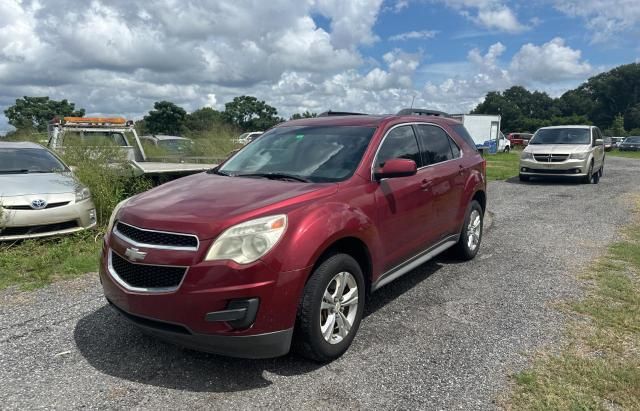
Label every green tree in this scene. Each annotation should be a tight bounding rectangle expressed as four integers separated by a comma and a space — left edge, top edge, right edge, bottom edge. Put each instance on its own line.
4, 96, 85, 132
624, 103, 640, 130
185, 107, 224, 132
611, 113, 627, 136
290, 111, 317, 120
143, 101, 187, 135
224, 96, 283, 131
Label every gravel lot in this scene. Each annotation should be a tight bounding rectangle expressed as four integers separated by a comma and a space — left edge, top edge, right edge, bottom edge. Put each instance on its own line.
2, 156, 640, 410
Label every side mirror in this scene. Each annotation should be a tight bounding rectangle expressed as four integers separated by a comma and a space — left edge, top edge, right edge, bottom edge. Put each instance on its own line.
595, 139, 604, 146
374, 158, 417, 180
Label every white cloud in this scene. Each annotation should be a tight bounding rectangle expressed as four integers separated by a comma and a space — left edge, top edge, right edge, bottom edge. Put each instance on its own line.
510, 38, 593, 83
389, 30, 438, 41
554, 0, 640, 43
0, 0, 600, 133
434, 0, 527, 32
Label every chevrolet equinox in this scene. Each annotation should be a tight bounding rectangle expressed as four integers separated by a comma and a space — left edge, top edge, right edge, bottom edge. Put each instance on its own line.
100, 110, 487, 362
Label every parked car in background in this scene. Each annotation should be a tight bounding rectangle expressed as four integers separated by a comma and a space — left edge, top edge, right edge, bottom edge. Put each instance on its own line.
498, 131, 511, 152
140, 135, 195, 155
100, 109, 487, 361
619, 136, 640, 151
235, 131, 263, 145
603, 137, 614, 152
611, 137, 625, 148
519, 125, 605, 184
507, 132, 533, 147
0, 142, 97, 241
449, 113, 501, 152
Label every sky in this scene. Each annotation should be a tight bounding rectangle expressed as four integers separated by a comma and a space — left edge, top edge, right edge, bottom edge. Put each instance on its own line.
1, 0, 639, 133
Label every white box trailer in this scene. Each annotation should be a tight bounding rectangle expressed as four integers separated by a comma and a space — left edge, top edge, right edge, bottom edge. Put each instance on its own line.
450, 114, 509, 153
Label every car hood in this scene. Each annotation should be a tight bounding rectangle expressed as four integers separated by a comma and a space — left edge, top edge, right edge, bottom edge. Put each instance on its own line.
525, 144, 590, 154
118, 172, 338, 240
0, 173, 77, 197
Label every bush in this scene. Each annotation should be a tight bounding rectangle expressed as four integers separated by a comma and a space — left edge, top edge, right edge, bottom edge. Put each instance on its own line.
60, 144, 152, 226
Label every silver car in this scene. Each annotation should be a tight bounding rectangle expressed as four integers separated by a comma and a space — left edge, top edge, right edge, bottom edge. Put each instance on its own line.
0, 142, 97, 241
519, 125, 605, 184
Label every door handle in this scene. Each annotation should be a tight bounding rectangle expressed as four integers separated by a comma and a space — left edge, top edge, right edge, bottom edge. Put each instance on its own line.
458, 164, 465, 175
420, 179, 432, 191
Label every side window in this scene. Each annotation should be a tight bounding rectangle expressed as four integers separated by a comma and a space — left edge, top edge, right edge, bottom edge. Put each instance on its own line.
375, 125, 422, 168
415, 124, 456, 166
449, 138, 461, 158
451, 124, 478, 152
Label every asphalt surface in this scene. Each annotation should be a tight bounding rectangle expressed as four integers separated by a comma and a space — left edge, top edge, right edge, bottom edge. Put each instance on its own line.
2, 156, 640, 410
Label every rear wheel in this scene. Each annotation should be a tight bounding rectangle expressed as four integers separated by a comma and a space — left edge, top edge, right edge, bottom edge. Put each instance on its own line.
294, 254, 365, 362
451, 200, 483, 261
598, 161, 604, 178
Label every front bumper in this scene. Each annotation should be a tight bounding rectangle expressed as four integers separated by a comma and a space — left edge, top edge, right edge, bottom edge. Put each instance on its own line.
108, 300, 293, 358
0, 199, 97, 241
519, 158, 589, 177
99, 233, 309, 358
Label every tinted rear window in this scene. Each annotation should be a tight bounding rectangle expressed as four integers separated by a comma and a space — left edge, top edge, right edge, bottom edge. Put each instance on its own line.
451, 124, 477, 151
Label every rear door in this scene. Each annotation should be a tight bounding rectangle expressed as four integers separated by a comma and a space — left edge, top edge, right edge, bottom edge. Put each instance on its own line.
414, 124, 466, 240
373, 125, 436, 271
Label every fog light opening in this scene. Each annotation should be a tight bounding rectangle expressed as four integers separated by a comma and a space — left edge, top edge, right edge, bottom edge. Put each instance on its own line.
89, 209, 97, 224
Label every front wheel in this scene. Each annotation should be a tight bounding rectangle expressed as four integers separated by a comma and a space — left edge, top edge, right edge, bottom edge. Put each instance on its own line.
294, 254, 365, 362
504, 146, 510, 153
582, 162, 594, 184
451, 200, 483, 261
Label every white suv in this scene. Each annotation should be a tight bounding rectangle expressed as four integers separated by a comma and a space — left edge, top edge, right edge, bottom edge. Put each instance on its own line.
519, 125, 605, 183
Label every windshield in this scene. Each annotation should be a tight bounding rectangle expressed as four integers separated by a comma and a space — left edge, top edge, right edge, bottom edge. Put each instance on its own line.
158, 139, 193, 153
624, 137, 640, 143
530, 128, 590, 145
219, 126, 376, 183
0, 148, 67, 174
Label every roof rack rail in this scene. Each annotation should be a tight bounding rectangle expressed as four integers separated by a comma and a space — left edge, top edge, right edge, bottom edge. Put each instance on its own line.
396, 108, 450, 117
317, 110, 368, 117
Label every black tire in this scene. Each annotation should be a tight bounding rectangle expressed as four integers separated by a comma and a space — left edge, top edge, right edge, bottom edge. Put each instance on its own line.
504, 146, 510, 153
598, 161, 604, 178
519, 174, 530, 182
582, 161, 594, 184
451, 200, 483, 261
293, 253, 365, 362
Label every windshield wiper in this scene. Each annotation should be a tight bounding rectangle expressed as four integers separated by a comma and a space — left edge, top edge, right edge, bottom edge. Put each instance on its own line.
235, 172, 311, 183
0, 169, 29, 174
208, 167, 230, 176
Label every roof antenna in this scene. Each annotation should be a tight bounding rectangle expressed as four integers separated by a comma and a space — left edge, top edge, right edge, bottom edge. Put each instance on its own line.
410, 95, 416, 109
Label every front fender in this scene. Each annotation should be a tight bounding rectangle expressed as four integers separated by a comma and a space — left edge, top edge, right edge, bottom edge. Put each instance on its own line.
265, 202, 380, 276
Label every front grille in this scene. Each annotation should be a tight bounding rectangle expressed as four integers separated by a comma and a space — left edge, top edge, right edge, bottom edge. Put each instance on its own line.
533, 154, 569, 162
110, 251, 186, 290
0, 220, 78, 236
115, 221, 198, 249
3, 201, 71, 210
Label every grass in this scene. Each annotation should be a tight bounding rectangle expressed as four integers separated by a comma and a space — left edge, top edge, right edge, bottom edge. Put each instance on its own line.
607, 149, 640, 159
485, 151, 521, 181
0, 230, 102, 291
507, 203, 640, 410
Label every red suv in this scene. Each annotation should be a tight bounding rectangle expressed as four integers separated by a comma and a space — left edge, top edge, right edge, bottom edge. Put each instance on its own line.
100, 110, 487, 361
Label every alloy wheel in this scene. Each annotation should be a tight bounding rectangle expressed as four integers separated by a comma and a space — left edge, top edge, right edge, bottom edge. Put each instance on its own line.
467, 209, 482, 251
320, 271, 359, 344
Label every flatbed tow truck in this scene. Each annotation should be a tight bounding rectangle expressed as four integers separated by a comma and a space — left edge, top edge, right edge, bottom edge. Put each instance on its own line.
47, 117, 213, 179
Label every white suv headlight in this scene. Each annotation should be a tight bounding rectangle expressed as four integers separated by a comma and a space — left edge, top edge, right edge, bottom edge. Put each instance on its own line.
75, 185, 91, 202
205, 215, 287, 264
570, 152, 589, 160
520, 151, 533, 160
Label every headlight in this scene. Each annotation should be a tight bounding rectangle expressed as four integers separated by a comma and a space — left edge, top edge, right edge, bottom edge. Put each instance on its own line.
205, 215, 287, 264
570, 152, 589, 160
106, 198, 130, 233
520, 151, 533, 160
75, 185, 91, 202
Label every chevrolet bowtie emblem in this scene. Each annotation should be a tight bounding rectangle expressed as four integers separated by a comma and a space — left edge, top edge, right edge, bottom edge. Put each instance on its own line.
124, 247, 147, 262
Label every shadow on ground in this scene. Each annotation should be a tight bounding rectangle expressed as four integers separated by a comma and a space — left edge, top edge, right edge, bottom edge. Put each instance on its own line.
505, 175, 588, 185
75, 260, 444, 393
